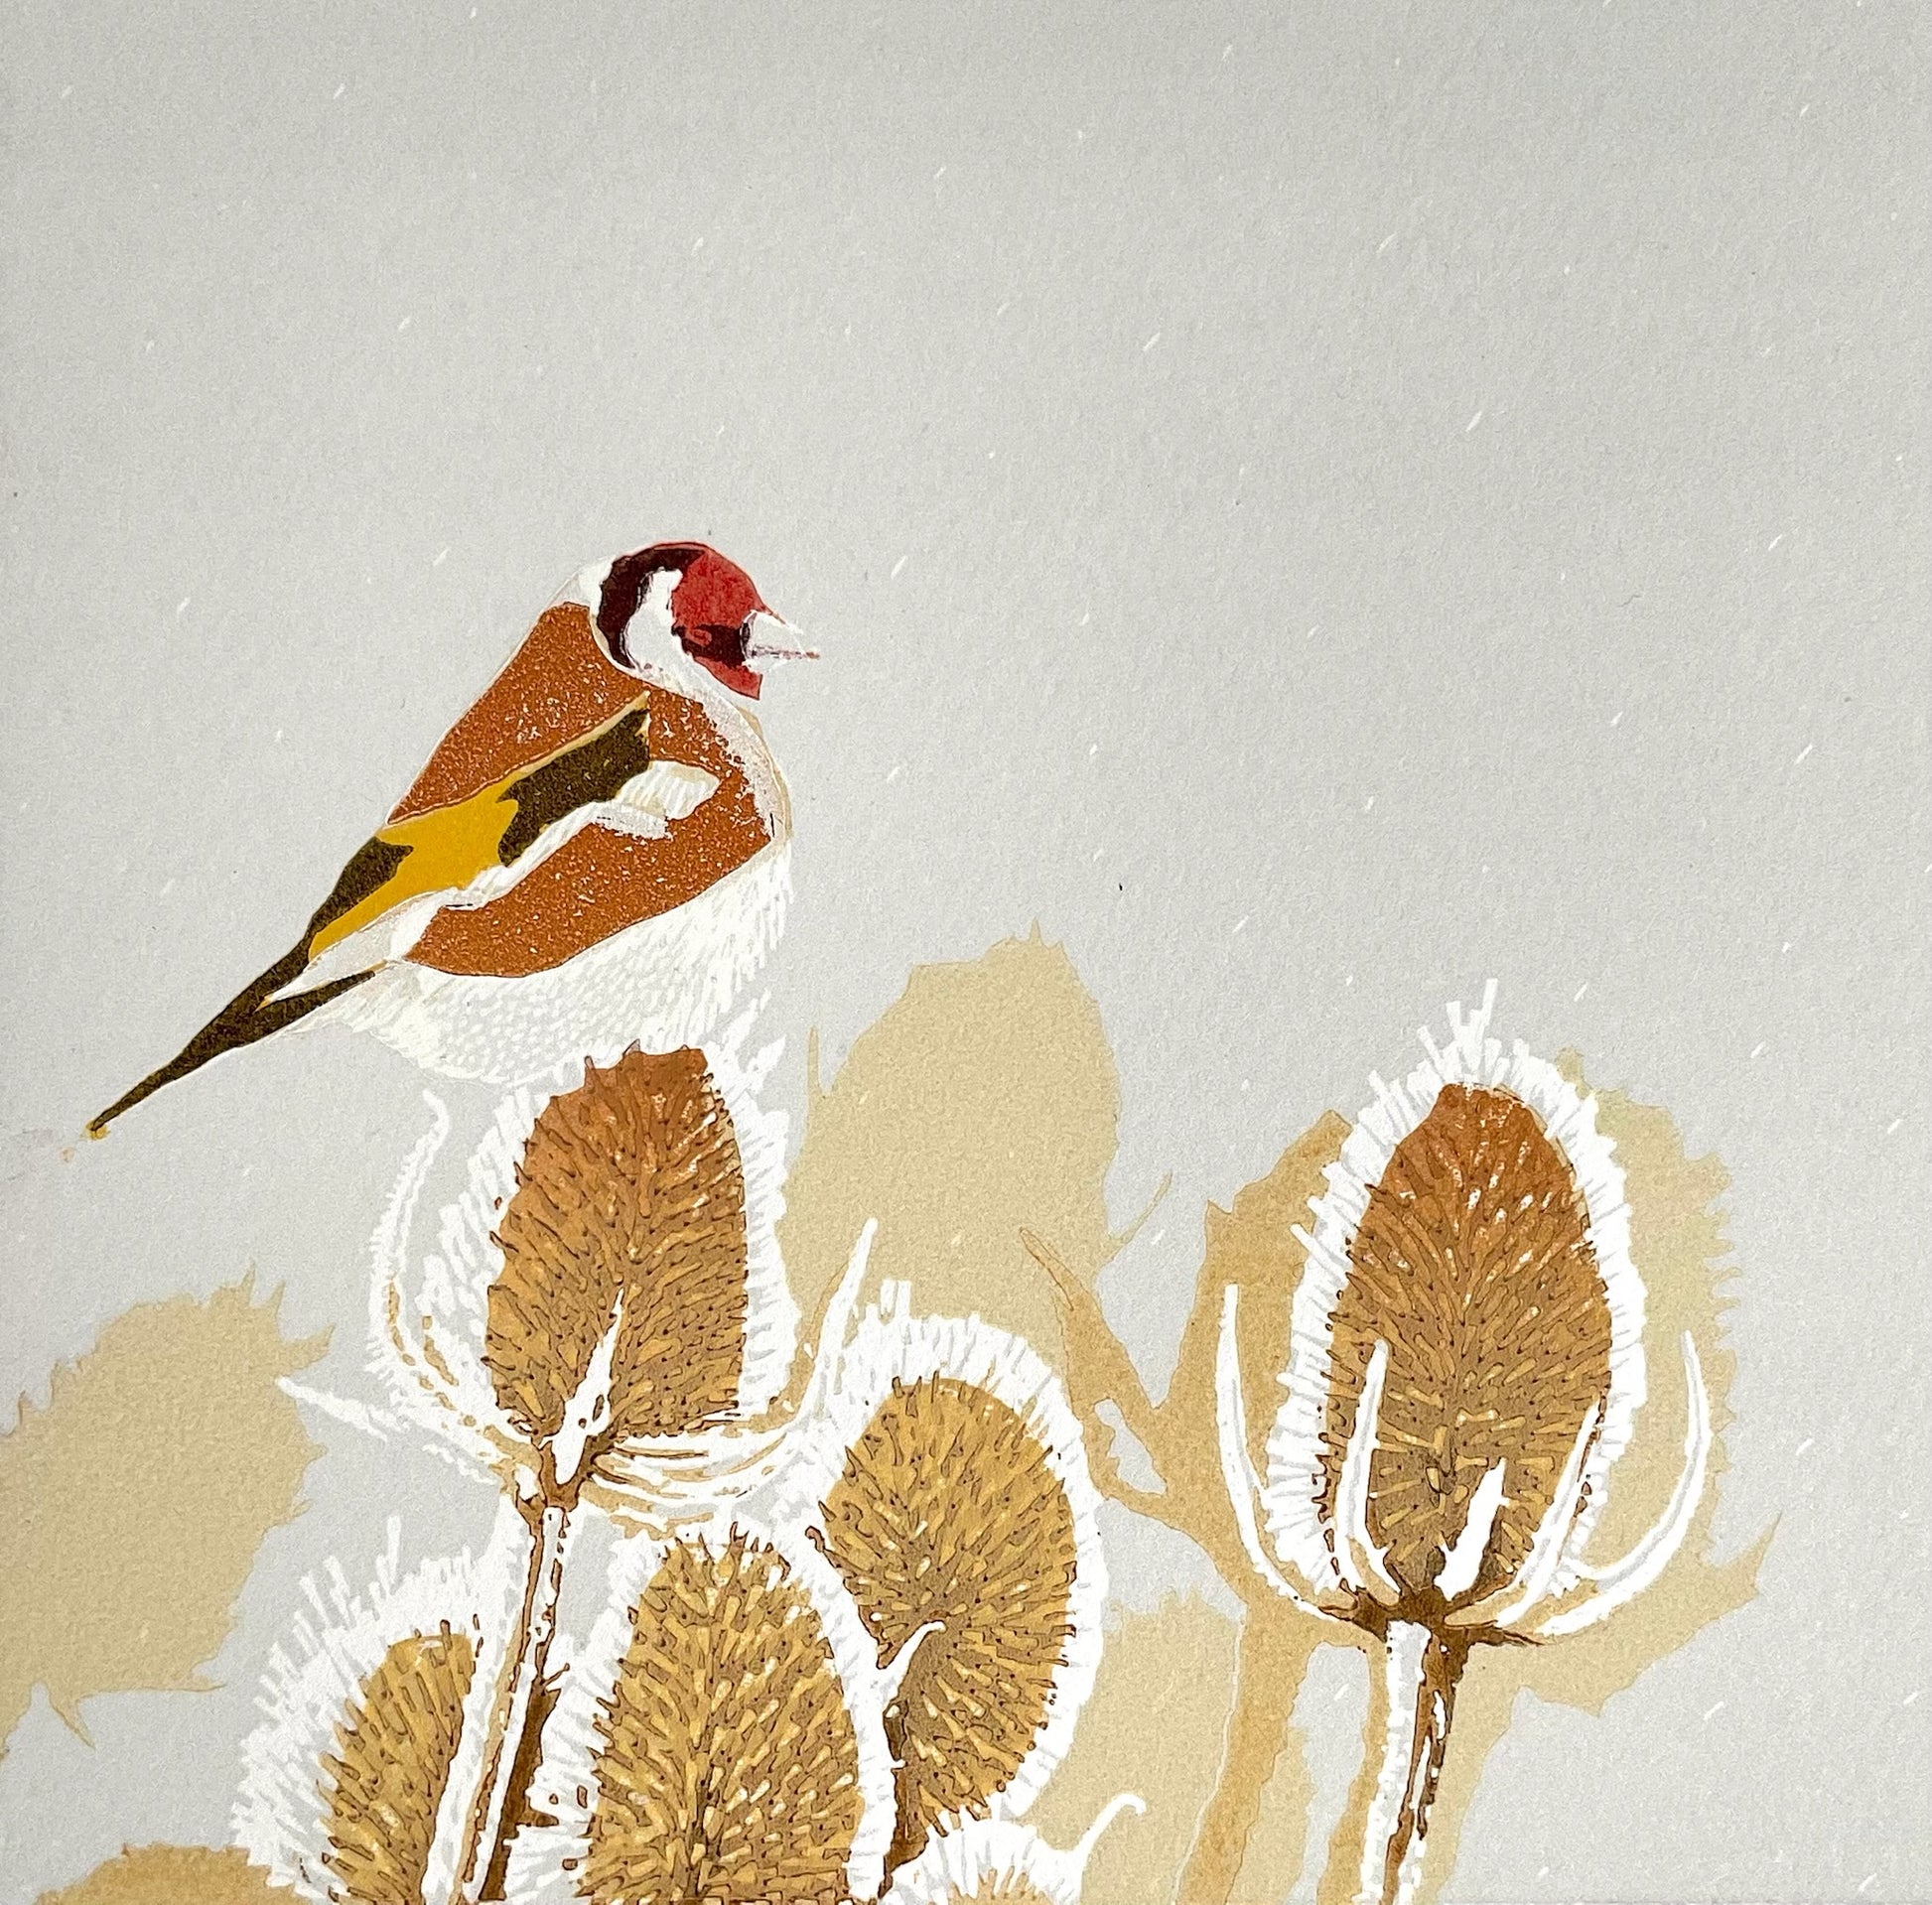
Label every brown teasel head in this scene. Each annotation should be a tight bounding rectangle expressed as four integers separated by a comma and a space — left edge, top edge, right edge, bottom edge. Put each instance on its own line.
234, 1535, 517, 1901
1318, 1083, 1613, 1607
1254, 988, 1652, 1628
484, 1048, 753, 1470
505, 1523, 897, 1904
784, 1300, 1108, 1871
368, 1032, 796, 1496
319, 1626, 477, 1905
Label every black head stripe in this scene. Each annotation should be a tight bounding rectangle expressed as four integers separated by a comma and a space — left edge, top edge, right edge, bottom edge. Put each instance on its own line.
597, 544, 707, 647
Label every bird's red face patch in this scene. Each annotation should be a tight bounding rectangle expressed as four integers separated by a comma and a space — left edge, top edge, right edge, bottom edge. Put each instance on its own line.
669, 551, 767, 699
596, 542, 773, 698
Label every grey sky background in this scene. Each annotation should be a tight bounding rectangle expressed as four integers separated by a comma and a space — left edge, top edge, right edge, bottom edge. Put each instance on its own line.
2, 2, 1926, 1899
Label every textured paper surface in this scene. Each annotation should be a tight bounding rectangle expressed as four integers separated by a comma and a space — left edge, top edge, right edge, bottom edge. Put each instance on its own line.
2, 3, 1926, 1900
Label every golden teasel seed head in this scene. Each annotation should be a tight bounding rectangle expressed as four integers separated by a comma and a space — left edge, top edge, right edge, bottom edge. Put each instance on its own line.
503, 1517, 897, 1905
1216, 988, 1711, 1638
232, 1505, 524, 1902
776, 1289, 1107, 1872
367, 1016, 796, 1506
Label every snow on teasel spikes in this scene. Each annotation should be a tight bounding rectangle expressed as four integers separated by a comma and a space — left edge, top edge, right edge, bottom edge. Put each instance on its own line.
1212, 986, 1716, 1905
503, 1515, 899, 1905
232, 1501, 526, 1905
363, 1011, 798, 1515
882, 1796, 1148, 1905
776, 1286, 1108, 1869
1244, 981, 1690, 1622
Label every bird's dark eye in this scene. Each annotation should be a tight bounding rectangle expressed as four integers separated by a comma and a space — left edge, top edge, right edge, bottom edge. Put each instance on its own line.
679, 621, 749, 670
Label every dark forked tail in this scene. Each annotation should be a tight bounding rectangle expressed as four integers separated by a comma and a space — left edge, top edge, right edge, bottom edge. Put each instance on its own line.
86, 947, 377, 1138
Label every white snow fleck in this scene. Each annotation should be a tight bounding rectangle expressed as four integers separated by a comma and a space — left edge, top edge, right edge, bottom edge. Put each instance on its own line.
885, 762, 903, 784
332, 82, 345, 100
1233, 915, 1249, 934
1143, 332, 1162, 352
1702, 1701, 1725, 1722
1464, 409, 1484, 433
1767, 534, 1785, 551
1362, 795, 1375, 813
175, 597, 191, 616
397, 315, 413, 333
1609, 710, 1623, 727
1749, 1041, 1767, 1059
1574, 983, 1589, 1002
1794, 1437, 1814, 1456
1793, 743, 1813, 764
1886, 1117, 1902, 1135
890, 554, 908, 579
1376, 231, 1398, 255
159, 878, 176, 897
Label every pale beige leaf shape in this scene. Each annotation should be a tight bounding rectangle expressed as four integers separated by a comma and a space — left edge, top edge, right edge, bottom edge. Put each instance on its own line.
34, 1845, 278, 1905
779, 930, 1129, 1366
321, 1625, 477, 1905
485, 1047, 750, 1452
820, 1373, 1083, 1871
1314, 1060, 1769, 1905
1032, 1594, 1321, 1905
0, 1276, 327, 1751
581, 1533, 873, 1904
1041, 1117, 1346, 1905
1029, 1595, 1231, 1904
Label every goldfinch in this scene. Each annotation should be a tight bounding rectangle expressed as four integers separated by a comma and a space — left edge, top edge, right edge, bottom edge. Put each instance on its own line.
87, 542, 812, 1137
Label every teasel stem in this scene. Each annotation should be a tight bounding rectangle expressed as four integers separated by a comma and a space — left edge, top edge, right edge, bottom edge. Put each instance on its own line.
455, 1492, 571, 1904
1358, 1620, 1469, 1905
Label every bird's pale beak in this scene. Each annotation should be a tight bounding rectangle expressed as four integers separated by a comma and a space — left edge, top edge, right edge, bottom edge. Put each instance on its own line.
743, 609, 818, 671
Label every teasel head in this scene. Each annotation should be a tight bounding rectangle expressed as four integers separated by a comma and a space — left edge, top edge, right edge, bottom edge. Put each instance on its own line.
367, 1013, 804, 1526
502, 1515, 904, 1905
776, 1287, 1109, 1873
231, 1504, 525, 1904
1215, 986, 1714, 1904
882, 1795, 1147, 1904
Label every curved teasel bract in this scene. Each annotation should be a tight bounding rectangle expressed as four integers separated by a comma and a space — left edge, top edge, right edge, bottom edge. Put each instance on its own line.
504, 1518, 897, 1905
232, 1506, 525, 1904
367, 1012, 796, 1511
781, 1293, 1109, 1871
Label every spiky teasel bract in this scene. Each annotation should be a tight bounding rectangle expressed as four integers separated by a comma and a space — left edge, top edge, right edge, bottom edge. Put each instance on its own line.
368, 1012, 798, 1521
504, 1516, 900, 1905
232, 1505, 525, 1904
778, 1287, 1109, 1871
883, 1796, 1146, 1904
1215, 985, 1714, 1905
